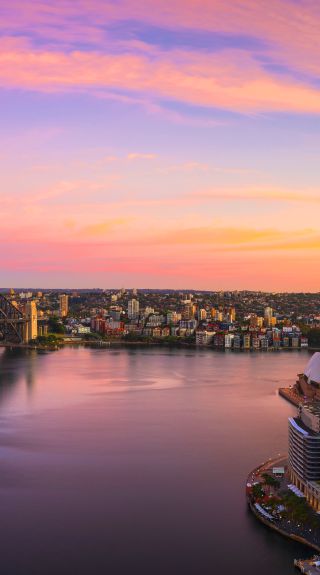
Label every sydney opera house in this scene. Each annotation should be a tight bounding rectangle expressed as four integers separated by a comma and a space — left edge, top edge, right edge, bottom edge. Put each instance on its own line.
296, 353, 320, 402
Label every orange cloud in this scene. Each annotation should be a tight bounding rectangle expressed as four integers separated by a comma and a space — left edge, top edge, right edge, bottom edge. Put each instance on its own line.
188, 187, 320, 203
80, 218, 131, 237
143, 226, 320, 252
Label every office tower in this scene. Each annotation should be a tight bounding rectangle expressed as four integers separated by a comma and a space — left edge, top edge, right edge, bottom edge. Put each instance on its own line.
59, 294, 69, 317
128, 298, 139, 319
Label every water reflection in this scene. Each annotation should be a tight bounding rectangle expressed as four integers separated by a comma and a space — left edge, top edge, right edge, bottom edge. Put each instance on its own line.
0, 348, 314, 574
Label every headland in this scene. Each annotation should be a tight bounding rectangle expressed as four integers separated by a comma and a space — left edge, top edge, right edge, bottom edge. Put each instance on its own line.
247, 456, 320, 552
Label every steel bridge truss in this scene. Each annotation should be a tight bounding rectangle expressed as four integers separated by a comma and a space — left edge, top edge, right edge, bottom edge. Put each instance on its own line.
0, 294, 26, 343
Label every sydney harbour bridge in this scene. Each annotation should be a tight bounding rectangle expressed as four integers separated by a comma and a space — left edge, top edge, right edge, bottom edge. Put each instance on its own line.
0, 294, 26, 344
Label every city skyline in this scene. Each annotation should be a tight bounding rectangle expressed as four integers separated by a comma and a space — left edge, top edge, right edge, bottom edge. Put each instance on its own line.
1, 1, 320, 290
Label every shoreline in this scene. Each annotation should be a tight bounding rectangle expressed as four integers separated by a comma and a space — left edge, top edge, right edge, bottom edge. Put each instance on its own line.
247, 456, 320, 553
248, 499, 320, 552
0, 340, 317, 352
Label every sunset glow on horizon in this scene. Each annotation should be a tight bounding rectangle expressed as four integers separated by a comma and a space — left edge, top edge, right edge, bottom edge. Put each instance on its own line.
1, 0, 320, 290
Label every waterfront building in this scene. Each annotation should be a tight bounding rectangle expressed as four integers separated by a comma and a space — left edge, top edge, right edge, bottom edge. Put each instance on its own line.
288, 402, 320, 510
252, 336, 260, 350
259, 335, 269, 350
196, 330, 214, 346
59, 294, 69, 317
224, 333, 234, 349
283, 336, 290, 348
233, 334, 241, 349
291, 336, 300, 348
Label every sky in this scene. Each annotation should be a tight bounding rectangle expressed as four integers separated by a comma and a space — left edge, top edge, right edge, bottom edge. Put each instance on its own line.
1, 0, 320, 291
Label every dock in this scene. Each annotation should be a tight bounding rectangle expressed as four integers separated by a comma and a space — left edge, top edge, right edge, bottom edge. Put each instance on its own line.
278, 387, 303, 407
294, 556, 320, 573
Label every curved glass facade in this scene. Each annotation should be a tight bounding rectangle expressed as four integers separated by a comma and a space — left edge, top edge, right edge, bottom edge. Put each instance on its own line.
288, 417, 320, 482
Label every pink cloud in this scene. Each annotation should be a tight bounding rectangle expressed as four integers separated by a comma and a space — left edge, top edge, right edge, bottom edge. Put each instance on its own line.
1, 35, 320, 114
2, 1, 320, 78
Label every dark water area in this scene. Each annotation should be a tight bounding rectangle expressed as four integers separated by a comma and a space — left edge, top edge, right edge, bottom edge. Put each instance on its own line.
0, 347, 314, 574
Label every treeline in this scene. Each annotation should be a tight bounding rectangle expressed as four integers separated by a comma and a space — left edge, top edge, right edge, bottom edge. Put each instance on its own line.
299, 327, 320, 347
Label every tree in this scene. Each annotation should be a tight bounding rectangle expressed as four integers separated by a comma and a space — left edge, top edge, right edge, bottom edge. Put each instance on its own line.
252, 483, 265, 500
48, 316, 65, 334
262, 473, 280, 489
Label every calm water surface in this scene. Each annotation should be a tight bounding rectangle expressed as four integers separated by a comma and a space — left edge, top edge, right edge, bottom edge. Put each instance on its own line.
0, 347, 313, 574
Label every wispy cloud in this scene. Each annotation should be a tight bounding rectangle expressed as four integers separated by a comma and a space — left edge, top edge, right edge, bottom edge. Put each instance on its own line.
187, 186, 320, 203
79, 218, 131, 237
127, 152, 157, 160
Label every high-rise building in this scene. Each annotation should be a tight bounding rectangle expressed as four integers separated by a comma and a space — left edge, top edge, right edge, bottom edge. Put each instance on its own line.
59, 294, 69, 317
182, 304, 196, 320
264, 306, 274, 327
288, 402, 320, 510
128, 298, 139, 319
24, 301, 38, 342
198, 308, 207, 321
229, 307, 236, 323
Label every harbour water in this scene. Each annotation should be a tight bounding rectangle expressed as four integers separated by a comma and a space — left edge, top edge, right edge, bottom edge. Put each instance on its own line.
0, 346, 313, 574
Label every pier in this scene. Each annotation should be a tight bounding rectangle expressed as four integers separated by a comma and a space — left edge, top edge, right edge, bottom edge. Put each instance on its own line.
294, 556, 320, 574
278, 387, 303, 407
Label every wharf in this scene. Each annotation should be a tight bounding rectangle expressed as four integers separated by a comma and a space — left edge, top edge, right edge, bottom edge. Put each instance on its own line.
294, 556, 320, 574
279, 387, 303, 407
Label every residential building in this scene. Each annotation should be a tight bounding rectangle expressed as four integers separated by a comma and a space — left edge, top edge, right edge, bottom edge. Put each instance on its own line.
59, 294, 69, 317
196, 330, 214, 346
128, 298, 139, 319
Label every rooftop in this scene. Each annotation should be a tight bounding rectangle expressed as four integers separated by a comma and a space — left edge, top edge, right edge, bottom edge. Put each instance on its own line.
304, 353, 320, 385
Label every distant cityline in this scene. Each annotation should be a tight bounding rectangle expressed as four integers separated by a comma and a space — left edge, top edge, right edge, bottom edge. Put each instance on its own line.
1, 288, 320, 295
1, 288, 319, 348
